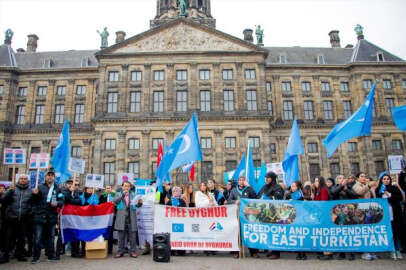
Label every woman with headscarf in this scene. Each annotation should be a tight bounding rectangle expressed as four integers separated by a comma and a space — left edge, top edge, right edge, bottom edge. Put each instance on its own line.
375, 172, 404, 260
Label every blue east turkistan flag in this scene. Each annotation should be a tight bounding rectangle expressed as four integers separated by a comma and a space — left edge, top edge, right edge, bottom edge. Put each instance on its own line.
252, 163, 267, 194
231, 143, 255, 187
51, 120, 71, 183
392, 105, 406, 131
156, 113, 202, 183
282, 119, 304, 187
323, 81, 376, 157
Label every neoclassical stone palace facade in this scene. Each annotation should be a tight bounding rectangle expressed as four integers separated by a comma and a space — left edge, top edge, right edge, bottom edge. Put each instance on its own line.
0, 0, 405, 185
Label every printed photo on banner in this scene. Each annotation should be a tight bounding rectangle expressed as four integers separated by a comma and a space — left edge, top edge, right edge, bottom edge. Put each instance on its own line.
68, 158, 85, 174
388, 155, 405, 174
240, 198, 394, 253
85, 174, 104, 189
117, 173, 134, 186
3, 148, 26, 165
29, 153, 50, 169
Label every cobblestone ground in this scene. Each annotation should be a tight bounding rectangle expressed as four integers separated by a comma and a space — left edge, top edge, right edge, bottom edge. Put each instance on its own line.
4, 250, 406, 270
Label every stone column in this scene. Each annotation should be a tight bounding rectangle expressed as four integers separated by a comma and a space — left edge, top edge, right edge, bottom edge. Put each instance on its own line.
238, 129, 247, 156
144, 64, 151, 113
48, 80, 56, 124
141, 130, 151, 178
67, 79, 75, 121
93, 131, 103, 174
212, 63, 220, 111
214, 129, 223, 183
120, 64, 129, 113
166, 63, 175, 113
190, 63, 198, 110
82, 139, 92, 174
96, 65, 106, 116
117, 130, 127, 173
235, 62, 243, 111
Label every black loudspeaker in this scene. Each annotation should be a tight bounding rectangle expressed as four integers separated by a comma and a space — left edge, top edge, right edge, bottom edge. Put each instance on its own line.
153, 233, 171, 262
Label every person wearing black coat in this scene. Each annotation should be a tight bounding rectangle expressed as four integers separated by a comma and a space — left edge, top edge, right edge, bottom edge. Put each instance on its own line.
0, 174, 34, 263
227, 176, 257, 258
376, 172, 404, 259
207, 179, 225, 205
31, 171, 64, 264
256, 171, 284, 260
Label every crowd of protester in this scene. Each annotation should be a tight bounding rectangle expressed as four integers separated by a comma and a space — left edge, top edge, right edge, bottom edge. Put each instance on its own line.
0, 167, 405, 264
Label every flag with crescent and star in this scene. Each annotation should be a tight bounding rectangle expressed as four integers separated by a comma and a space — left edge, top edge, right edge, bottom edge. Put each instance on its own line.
156, 112, 202, 189
323, 81, 376, 157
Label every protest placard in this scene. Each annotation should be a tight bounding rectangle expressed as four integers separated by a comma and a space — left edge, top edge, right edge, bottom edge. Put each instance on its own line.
29, 153, 50, 169
3, 148, 26, 165
117, 173, 134, 186
85, 174, 104, 189
68, 158, 85, 174
388, 155, 405, 174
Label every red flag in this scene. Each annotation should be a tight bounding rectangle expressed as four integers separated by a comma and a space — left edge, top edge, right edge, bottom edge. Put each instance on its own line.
157, 142, 163, 169
189, 164, 195, 181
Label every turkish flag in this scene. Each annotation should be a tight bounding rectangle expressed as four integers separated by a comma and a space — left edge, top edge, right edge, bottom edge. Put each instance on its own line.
157, 142, 163, 169
189, 164, 195, 182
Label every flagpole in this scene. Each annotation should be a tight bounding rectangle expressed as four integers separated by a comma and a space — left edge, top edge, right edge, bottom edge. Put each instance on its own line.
11, 164, 15, 186
35, 167, 39, 189
245, 142, 250, 180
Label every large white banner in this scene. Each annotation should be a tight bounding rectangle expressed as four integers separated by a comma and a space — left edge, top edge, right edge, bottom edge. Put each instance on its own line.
154, 205, 240, 251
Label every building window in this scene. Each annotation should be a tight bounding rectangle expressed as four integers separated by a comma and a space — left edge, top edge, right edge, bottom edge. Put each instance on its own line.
330, 163, 340, 179
74, 104, 85, 123
0, 85, 2, 95
377, 52, 384, 62
130, 91, 141, 113
267, 101, 273, 115
222, 69, 233, 80
153, 70, 165, 81
351, 162, 360, 176
385, 98, 394, 116
279, 55, 287, 64
16, 105, 25, 125
372, 140, 383, 150
105, 139, 116, 150
322, 101, 334, 120
283, 100, 294, 120
128, 162, 139, 178
223, 90, 234, 111
246, 90, 257, 111
176, 70, 187, 81
282, 81, 291, 92
225, 160, 237, 171
153, 91, 164, 112
363, 79, 372, 90
321, 81, 331, 92
152, 138, 164, 150
317, 55, 325, 64
382, 79, 392, 89
18, 87, 27, 97
131, 71, 142, 81
35, 105, 44, 124
375, 161, 385, 176
200, 90, 211, 112
301, 82, 311, 92
107, 92, 118, 113
128, 138, 140, 150
201, 137, 212, 149
199, 69, 210, 80
108, 71, 119, 82
104, 162, 115, 186
266, 81, 272, 92
201, 161, 213, 180
309, 164, 320, 181
392, 140, 402, 150
30, 147, 41, 154
225, 137, 236, 149
343, 101, 352, 119
38, 86, 47, 96
55, 104, 64, 124
248, 137, 260, 148
340, 82, 349, 92
304, 101, 314, 120
402, 79, 406, 90
76, 85, 86, 95
152, 162, 157, 178
176, 90, 187, 112
307, 143, 318, 153
245, 69, 256, 80
348, 142, 357, 152
56, 86, 65, 96
270, 143, 276, 154
71, 146, 81, 158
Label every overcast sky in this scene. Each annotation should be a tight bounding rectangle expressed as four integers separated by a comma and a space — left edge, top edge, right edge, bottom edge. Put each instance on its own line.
1, 0, 405, 59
